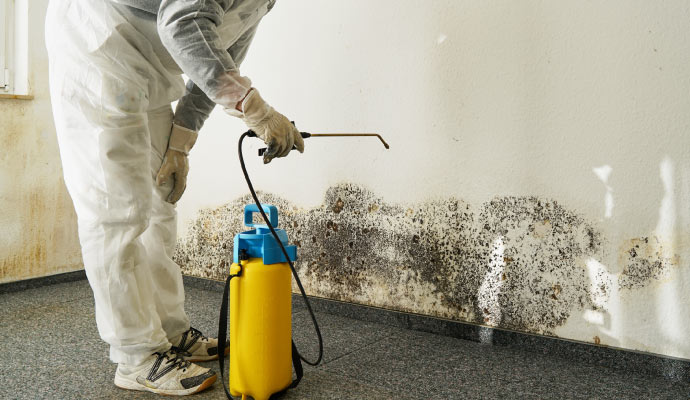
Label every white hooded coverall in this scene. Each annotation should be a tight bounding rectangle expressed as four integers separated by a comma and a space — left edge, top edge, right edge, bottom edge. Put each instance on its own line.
45, 0, 272, 366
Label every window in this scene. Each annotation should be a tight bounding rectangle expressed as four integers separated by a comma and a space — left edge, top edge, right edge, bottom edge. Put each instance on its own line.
0, 0, 13, 93
0, 0, 29, 98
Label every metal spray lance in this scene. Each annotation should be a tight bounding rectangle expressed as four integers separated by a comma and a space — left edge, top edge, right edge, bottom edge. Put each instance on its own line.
253, 129, 390, 162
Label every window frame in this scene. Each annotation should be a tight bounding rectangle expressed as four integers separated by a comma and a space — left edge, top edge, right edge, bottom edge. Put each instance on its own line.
0, 0, 6, 91
0, 0, 14, 93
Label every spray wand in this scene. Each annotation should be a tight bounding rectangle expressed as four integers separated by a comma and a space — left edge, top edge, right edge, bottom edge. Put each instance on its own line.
257, 131, 390, 161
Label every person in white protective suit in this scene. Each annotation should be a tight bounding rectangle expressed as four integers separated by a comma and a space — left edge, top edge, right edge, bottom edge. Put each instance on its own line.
45, 0, 303, 395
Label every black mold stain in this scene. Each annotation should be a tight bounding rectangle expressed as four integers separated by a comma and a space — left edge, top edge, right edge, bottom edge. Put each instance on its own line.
175, 206, 241, 281
619, 236, 677, 289
175, 183, 607, 336
477, 197, 603, 333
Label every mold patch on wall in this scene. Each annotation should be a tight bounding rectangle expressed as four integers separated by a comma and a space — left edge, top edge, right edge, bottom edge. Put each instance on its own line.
176, 183, 616, 336
618, 236, 679, 290
476, 197, 603, 333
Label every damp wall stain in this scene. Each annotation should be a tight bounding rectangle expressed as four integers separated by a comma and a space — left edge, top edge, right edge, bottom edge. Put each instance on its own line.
0, 5, 85, 284
0, 98, 83, 283
175, 183, 677, 337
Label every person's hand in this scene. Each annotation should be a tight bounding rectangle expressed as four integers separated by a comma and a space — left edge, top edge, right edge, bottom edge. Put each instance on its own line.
156, 124, 197, 204
232, 88, 304, 164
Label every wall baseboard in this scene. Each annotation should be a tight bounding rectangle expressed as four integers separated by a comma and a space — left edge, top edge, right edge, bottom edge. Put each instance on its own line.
2, 272, 687, 383
183, 275, 690, 383
0, 270, 86, 294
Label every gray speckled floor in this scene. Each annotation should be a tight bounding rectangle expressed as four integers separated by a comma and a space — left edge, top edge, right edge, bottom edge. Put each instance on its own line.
0, 280, 688, 399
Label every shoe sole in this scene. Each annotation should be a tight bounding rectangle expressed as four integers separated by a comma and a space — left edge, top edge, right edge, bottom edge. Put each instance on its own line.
186, 346, 230, 363
114, 373, 217, 396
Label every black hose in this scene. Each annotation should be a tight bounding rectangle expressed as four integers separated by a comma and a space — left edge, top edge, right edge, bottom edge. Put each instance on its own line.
238, 131, 324, 366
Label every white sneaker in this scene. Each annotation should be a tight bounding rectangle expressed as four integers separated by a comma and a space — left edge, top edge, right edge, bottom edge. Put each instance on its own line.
171, 327, 229, 362
114, 349, 216, 396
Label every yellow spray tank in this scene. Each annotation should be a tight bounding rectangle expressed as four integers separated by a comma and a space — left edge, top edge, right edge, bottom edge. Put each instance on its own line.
220, 204, 299, 400
219, 126, 383, 399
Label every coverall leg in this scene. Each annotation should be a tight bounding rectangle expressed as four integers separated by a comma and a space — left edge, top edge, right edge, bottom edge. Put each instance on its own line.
46, 0, 189, 366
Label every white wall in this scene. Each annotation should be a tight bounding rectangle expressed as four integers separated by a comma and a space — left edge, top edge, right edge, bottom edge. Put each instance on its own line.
0, 0, 82, 283
2, 0, 685, 362
178, 1, 690, 360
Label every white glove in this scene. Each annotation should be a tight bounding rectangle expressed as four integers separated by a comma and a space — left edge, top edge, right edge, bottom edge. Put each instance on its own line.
228, 88, 304, 163
156, 124, 198, 204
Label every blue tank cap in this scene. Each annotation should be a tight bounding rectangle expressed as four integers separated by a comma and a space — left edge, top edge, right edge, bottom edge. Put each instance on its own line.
233, 203, 297, 265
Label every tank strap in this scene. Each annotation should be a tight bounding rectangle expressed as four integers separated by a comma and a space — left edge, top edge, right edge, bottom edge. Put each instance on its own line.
217, 268, 304, 399
218, 272, 237, 399
289, 341, 304, 388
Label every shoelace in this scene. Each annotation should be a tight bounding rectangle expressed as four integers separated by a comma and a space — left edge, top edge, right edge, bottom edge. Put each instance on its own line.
154, 349, 191, 371
173, 327, 208, 354
188, 327, 208, 341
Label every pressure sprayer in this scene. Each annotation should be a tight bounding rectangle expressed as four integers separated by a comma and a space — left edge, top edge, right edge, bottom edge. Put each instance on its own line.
217, 127, 389, 400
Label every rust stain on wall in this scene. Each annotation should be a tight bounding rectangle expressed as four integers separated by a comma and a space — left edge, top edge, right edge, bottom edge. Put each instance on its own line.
177, 184, 641, 337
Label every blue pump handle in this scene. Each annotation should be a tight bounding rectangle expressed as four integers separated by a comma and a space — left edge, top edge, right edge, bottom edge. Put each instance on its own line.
244, 203, 278, 228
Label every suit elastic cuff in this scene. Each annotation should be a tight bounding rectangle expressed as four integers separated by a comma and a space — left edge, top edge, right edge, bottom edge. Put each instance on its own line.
168, 124, 198, 155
